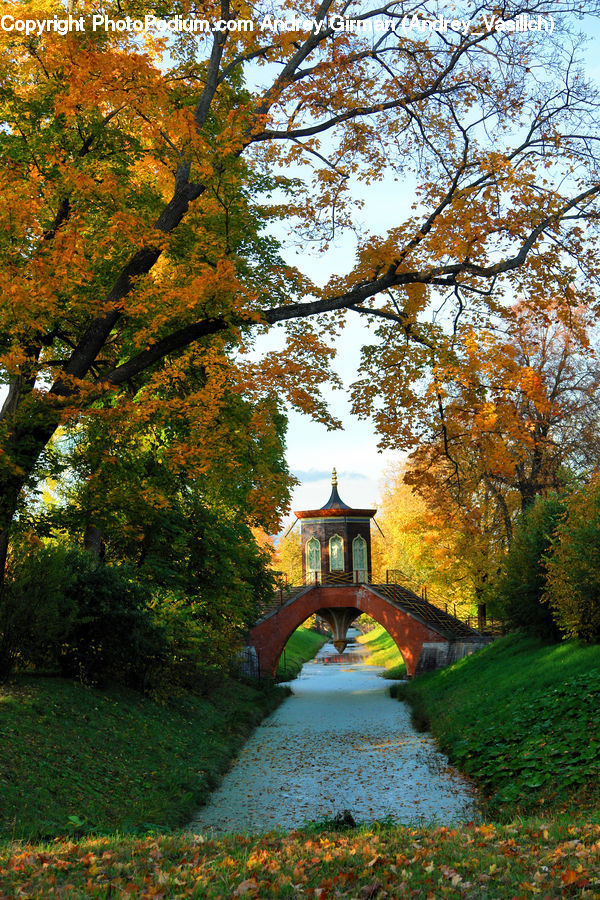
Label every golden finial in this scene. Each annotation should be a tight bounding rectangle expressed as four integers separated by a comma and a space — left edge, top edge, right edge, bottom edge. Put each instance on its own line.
332, 467, 338, 486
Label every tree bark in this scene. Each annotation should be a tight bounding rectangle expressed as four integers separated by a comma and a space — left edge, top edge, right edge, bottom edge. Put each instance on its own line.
84, 525, 105, 560
477, 603, 487, 632
0, 530, 8, 592
0, 405, 62, 588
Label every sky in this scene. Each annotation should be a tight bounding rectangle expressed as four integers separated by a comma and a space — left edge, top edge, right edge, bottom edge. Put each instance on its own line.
254, 175, 411, 526
267, 314, 405, 523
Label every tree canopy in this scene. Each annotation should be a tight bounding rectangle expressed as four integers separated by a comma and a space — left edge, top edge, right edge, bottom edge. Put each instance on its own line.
2, 0, 600, 583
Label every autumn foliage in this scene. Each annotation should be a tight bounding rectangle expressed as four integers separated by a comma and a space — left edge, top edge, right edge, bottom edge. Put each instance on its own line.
2, 0, 600, 677
2, 821, 600, 897
2, 0, 600, 545
543, 479, 600, 642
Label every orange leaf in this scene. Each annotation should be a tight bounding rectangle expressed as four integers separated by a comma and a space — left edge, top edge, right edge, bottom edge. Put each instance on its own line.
561, 868, 580, 885
233, 879, 259, 897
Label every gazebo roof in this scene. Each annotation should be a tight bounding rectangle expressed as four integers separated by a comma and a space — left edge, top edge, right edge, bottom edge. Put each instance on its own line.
295, 469, 377, 519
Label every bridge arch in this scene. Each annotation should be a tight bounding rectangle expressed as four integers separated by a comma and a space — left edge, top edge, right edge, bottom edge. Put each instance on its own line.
249, 584, 449, 678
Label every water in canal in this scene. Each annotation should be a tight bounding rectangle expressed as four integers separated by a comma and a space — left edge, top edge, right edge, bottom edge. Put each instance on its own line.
190, 639, 479, 834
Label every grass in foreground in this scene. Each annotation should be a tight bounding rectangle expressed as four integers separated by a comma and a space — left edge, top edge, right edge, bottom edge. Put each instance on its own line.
0, 675, 287, 842
2, 820, 600, 897
398, 633, 600, 819
276, 626, 327, 681
358, 625, 407, 678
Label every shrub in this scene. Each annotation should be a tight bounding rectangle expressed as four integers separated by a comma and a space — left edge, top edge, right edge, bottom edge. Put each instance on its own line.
1, 533, 269, 693
0, 543, 77, 679
1, 543, 165, 687
544, 479, 600, 642
146, 593, 227, 699
55, 554, 166, 689
490, 494, 565, 640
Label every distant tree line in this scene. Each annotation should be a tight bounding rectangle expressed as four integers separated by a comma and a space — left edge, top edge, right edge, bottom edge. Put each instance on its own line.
490, 481, 600, 643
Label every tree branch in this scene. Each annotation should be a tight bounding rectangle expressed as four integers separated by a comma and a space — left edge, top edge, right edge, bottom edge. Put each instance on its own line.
98, 182, 600, 390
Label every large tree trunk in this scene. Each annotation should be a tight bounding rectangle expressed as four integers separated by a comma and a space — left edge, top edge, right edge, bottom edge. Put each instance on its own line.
84, 525, 105, 560
0, 476, 26, 590
0, 530, 8, 591
0, 405, 62, 588
482, 475, 513, 546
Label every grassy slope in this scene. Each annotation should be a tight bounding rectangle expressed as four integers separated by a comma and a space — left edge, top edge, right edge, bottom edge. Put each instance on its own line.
276, 626, 327, 681
5, 636, 600, 895
2, 822, 600, 897
398, 633, 600, 818
0, 675, 287, 841
357, 624, 406, 678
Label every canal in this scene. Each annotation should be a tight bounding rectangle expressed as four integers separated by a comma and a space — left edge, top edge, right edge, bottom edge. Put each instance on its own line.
190, 638, 479, 834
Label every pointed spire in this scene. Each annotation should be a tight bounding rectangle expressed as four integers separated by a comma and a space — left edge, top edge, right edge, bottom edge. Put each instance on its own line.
294, 463, 377, 518
321, 468, 351, 510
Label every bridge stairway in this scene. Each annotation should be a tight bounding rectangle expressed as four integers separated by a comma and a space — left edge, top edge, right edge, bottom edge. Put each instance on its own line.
257, 582, 480, 639
368, 584, 480, 639
257, 585, 312, 620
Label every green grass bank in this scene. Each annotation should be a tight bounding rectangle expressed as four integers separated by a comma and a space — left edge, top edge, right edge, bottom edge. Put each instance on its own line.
0, 675, 288, 842
276, 625, 327, 681
397, 633, 600, 819
358, 624, 407, 678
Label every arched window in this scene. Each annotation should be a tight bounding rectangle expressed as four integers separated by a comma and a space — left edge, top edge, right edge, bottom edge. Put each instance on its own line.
306, 537, 321, 583
352, 535, 368, 583
329, 534, 344, 571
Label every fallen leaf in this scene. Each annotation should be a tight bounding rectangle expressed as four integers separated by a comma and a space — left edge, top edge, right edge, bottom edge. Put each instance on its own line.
561, 868, 580, 885
233, 879, 259, 896
361, 882, 383, 899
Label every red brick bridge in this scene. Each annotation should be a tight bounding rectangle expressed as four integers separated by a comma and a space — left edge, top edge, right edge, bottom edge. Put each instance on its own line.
249, 582, 486, 678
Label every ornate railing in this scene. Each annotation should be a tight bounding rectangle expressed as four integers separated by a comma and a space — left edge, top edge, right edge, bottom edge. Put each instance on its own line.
382, 569, 476, 623
465, 616, 506, 636
368, 584, 479, 639
264, 568, 506, 637
303, 570, 372, 586
257, 583, 310, 619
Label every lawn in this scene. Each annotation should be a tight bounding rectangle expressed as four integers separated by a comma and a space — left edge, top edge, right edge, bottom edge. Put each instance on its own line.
5, 631, 600, 896
357, 624, 407, 678
276, 625, 327, 681
397, 633, 600, 819
1, 820, 599, 897
0, 624, 321, 843
0, 675, 287, 842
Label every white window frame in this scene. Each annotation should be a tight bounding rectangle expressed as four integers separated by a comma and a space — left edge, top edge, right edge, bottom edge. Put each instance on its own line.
306, 536, 321, 583
352, 534, 368, 583
328, 534, 345, 571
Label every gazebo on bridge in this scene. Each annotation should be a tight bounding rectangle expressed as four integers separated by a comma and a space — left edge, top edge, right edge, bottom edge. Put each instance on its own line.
248, 471, 492, 679
296, 467, 376, 585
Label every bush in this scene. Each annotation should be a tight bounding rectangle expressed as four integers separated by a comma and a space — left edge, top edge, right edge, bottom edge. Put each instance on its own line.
146, 593, 228, 699
544, 479, 600, 642
1, 543, 165, 687
0, 543, 77, 679
55, 554, 166, 689
1, 533, 270, 693
490, 494, 564, 640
